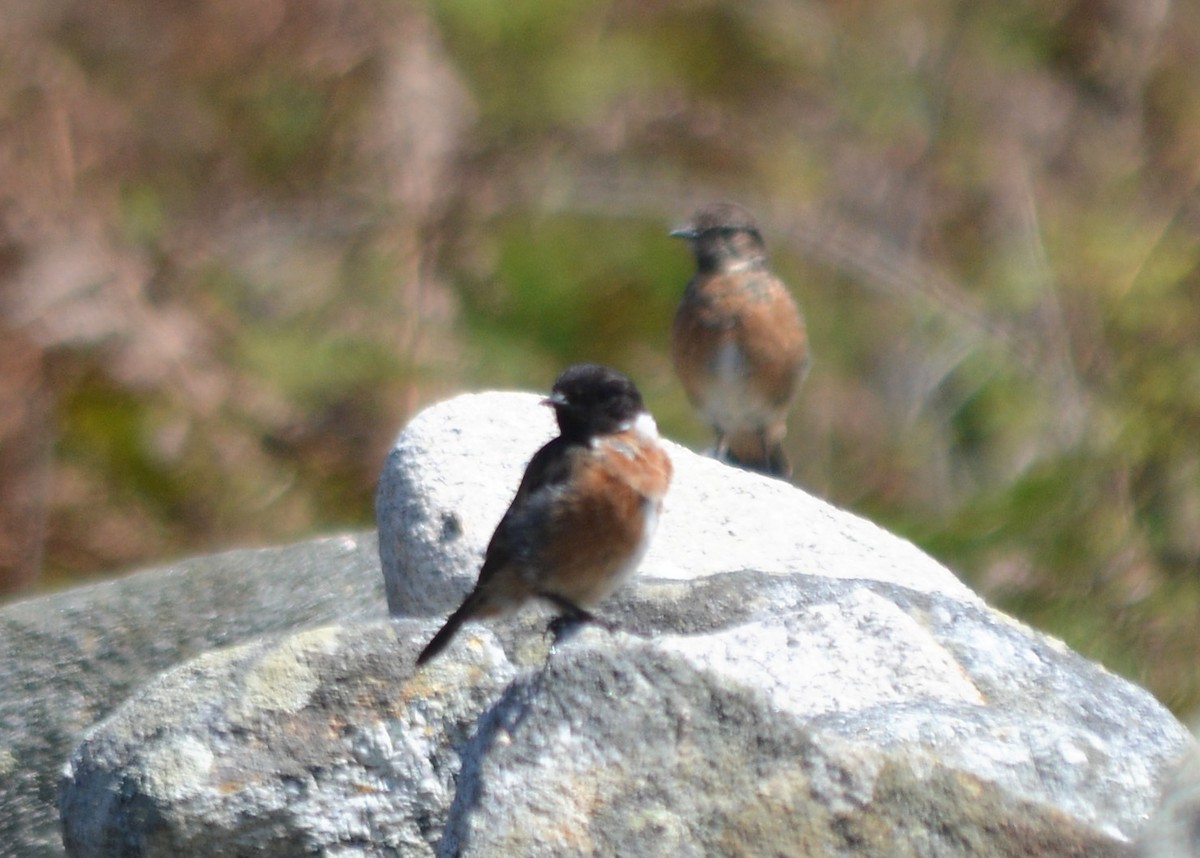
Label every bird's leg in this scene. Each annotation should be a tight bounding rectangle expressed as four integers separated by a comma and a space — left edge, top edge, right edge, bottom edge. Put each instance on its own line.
761, 425, 791, 478
713, 431, 730, 462
544, 614, 585, 650
540, 594, 615, 650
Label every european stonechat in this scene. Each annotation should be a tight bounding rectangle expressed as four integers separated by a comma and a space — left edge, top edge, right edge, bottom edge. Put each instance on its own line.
670, 203, 810, 478
416, 363, 673, 665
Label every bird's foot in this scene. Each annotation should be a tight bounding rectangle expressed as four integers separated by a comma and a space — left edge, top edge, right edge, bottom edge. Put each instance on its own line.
543, 605, 616, 651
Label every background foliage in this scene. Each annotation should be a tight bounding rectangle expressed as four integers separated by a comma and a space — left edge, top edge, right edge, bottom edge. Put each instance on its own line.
2, 0, 1198, 718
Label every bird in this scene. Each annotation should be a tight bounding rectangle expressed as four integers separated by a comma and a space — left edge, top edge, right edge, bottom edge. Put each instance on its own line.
669, 202, 810, 478
416, 363, 673, 665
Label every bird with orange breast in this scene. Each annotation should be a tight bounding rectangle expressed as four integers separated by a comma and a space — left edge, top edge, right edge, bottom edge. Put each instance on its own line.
417, 363, 672, 665
670, 203, 810, 478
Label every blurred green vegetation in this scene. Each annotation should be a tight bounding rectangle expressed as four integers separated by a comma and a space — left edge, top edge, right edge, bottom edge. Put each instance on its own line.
2, 0, 1199, 719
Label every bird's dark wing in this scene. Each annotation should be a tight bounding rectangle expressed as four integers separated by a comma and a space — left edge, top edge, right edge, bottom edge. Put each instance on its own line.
473, 436, 580, 587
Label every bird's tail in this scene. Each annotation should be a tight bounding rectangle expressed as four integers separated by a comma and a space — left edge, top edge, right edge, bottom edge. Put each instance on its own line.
416, 593, 481, 666
724, 428, 791, 479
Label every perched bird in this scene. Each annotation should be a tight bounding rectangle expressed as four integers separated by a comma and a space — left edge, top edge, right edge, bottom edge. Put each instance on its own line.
416, 363, 673, 665
670, 203, 810, 478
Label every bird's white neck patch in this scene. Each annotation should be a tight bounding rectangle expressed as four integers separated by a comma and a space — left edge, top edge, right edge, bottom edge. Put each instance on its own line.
723, 258, 757, 273
599, 411, 658, 448
627, 411, 658, 438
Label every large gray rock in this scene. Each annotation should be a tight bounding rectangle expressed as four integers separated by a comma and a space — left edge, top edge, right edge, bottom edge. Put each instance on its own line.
58, 391, 1195, 856
60, 572, 1187, 856
1, 533, 383, 858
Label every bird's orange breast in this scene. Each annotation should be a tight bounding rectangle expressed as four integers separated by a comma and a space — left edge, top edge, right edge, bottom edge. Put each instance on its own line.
672, 269, 808, 429
533, 427, 671, 607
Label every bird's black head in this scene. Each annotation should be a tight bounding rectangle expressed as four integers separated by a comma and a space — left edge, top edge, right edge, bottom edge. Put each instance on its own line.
670, 202, 767, 272
544, 363, 646, 440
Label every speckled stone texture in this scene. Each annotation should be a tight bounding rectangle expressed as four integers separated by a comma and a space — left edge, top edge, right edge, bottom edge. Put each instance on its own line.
0, 533, 383, 858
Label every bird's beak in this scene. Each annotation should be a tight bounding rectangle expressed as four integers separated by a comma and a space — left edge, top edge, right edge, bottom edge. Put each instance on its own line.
669, 226, 697, 240
541, 392, 566, 408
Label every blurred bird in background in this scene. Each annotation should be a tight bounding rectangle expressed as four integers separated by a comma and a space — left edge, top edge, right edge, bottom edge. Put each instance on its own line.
670, 203, 810, 478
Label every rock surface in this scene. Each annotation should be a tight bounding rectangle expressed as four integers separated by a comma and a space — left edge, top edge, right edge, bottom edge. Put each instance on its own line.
60, 572, 1189, 856
58, 391, 1196, 856
1, 532, 384, 858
